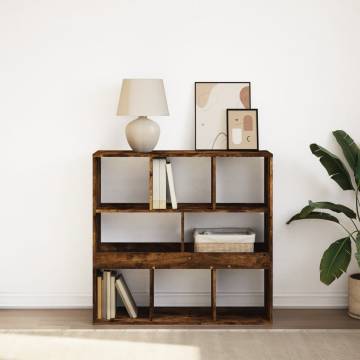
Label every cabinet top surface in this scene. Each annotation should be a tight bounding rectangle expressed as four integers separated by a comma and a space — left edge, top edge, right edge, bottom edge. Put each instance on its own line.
93, 150, 273, 158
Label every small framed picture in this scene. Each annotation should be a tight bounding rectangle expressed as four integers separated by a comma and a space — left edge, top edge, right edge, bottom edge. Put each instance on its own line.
227, 109, 258, 150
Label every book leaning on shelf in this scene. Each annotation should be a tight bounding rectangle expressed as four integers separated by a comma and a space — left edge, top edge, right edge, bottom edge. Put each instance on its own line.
152, 158, 177, 210
115, 274, 138, 318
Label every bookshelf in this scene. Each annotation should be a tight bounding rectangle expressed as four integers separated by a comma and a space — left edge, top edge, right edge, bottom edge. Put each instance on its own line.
93, 150, 273, 325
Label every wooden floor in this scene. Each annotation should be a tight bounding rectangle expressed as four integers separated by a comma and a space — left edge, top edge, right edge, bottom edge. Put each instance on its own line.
0, 309, 359, 329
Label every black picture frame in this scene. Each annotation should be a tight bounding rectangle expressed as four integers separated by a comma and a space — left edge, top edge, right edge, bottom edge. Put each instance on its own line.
194, 82, 252, 150
226, 108, 259, 151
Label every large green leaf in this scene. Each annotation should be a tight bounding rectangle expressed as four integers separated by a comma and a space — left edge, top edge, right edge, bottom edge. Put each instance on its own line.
310, 143, 354, 190
320, 237, 351, 285
287, 211, 339, 225
355, 233, 360, 269
333, 130, 360, 172
299, 201, 356, 219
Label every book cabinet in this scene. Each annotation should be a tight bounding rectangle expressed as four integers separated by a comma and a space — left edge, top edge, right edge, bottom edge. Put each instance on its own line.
93, 150, 273, 325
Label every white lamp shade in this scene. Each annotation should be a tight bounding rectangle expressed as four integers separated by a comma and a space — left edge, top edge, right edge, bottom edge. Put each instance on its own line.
117, 79, 169, 116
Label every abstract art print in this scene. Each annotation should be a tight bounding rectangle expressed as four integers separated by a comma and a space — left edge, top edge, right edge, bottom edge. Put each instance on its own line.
227, 109, 258, 150
195, 82, 251, 150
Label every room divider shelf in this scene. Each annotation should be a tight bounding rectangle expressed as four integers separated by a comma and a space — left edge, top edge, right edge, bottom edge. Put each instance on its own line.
93, 149, 273, 325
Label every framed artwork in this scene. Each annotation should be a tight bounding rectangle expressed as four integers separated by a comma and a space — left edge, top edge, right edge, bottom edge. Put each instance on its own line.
227, 109, 258, 150
195, 82, 251, 150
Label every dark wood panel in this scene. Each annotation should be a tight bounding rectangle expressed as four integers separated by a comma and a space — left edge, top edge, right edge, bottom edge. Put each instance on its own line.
211, 157, 216, 210
149, 269, 154, 321
211, 269, 217, 321
93, 150, 273, 158
94, 306, 268, 325
98, 242, 266, 253
96, 202, 267, 213
98, 242, 194, 252
216, 307, 268, 325
94, 252, 271, 269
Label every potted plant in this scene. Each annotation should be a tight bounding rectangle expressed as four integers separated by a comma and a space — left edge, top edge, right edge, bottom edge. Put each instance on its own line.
287, 130, 360, 319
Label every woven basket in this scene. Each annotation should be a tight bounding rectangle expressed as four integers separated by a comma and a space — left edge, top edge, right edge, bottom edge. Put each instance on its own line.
194, 242, 254, 253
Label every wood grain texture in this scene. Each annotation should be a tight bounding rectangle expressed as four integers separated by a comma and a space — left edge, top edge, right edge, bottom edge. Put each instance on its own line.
92, 157, 101, 322
96, 203, 267, 213
148, 157, 153, 211
181, 212, 185, 252
93, 150, 273, 158
94, 307, 268, 325
211, 157, 216, 210
149, 269, 154, 321
264, 156, 273, 321
94, 252, 270, 269
211, 269, 217, 321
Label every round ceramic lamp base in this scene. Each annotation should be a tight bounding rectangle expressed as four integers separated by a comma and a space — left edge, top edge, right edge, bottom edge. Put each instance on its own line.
125, 116, 160, 152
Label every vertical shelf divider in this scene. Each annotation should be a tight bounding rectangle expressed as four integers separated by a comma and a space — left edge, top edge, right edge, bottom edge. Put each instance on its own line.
181, 212, 185, 252
211, 156, 216, 210
93, 156, 101, 322
149, 156, 153, 211
149, 267, 155, 320
211, 268, 217, 321
264, 156, 273, 321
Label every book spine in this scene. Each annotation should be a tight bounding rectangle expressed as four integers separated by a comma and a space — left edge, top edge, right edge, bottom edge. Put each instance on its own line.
102, 271, 106, 320
110, 274, 116, 319
152, 159, 159, 209
106, 271, 111, 320
166, 162, 177, 209
97, 275, 102, 320
159, 159, 166, 209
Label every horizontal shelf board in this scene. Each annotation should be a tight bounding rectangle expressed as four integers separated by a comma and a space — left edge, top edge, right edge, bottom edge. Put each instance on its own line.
95, 306, 268, 325
93, 150, 272, 158
94, 251, 271, 269
98, 242, 267, 253
96, 203, 267, 213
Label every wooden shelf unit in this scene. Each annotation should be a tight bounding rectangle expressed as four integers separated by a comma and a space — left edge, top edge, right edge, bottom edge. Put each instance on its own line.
93, 150, 273, 325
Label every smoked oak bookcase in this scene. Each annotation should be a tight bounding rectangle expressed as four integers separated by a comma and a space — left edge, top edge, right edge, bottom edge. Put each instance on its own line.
93, 150, 273, 325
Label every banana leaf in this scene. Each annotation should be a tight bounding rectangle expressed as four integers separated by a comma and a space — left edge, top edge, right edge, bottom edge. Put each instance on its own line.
355, 233, 360, 268
310, 143, 354, 190
299, 201, 356, 219
287, 211, 339, 225
333, 130, 360, 172
320, 237, 351, 285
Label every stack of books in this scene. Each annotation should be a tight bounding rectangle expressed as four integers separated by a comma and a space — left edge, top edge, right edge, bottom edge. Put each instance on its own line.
152, 158, 177, 209
97, 271, 138, 320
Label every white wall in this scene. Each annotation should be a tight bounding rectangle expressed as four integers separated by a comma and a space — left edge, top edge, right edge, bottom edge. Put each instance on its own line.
1, 0, 360, 308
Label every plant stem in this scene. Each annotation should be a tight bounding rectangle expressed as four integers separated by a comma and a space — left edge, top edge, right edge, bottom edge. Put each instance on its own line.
339, 223, 357, 243
350, 218, 359, 232
356, 185, 360, 221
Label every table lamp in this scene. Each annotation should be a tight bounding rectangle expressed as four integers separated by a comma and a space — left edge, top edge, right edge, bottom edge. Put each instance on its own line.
117, 79, 169, 152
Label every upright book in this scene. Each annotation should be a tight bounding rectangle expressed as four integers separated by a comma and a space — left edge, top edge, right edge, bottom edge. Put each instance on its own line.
159, 158, 167, 209
115, 273, 138, 318
97, 275, 102, 320
110, 273, 116, 319
152, 159, 160, 209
